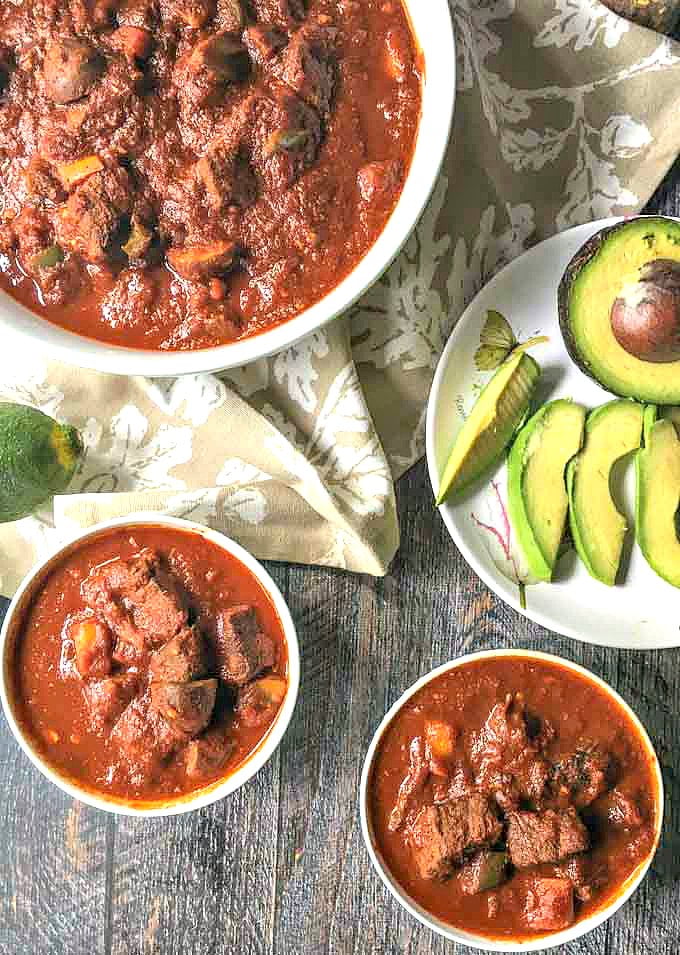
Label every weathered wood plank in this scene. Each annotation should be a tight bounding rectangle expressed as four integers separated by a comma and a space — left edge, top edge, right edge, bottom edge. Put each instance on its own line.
0, 673, 110, 955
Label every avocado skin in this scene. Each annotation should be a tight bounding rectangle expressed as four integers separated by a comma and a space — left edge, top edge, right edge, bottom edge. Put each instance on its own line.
0, 402, 83, 522
558, 216, 680, 402
636, 405, 680, 589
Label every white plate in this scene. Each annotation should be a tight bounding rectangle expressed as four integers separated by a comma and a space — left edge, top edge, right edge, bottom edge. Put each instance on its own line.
426, 217, 680, 650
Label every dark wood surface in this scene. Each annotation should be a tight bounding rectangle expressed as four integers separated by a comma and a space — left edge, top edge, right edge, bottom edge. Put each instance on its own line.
1, 175, 679, 955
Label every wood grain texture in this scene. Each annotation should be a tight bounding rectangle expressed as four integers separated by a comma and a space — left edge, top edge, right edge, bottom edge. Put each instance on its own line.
1, 181, 680, 955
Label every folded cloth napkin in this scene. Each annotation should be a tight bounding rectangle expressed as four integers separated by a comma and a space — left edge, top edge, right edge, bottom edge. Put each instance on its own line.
1, 0, 679, 596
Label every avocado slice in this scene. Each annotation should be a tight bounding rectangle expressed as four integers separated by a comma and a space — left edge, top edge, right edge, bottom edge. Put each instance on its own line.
636, 405, 680, 588
559, 217, 680, 403
0, 402, 83, 522
508, 400, 586, 581
436, 350, 540, 503
566, 399, 644, 586
662, 406, 680, 437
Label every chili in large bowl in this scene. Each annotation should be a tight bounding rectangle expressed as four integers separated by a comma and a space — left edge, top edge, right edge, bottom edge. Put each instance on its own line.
360, 650, 663, 952
0, 515, 300, 815
0, 0, 455, 375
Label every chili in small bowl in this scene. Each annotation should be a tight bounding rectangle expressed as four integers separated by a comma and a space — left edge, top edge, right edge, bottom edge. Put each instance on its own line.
0, 515, 300, 816
360, 650, 663, 952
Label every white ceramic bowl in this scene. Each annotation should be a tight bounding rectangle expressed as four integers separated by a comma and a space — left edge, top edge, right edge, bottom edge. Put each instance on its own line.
360, 649, 664, 953
0, 1, 456, 377
0, 514, 300, 816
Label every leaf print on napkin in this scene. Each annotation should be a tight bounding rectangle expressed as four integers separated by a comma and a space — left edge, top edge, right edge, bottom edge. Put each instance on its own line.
0, 355, 65, 418
534, 0, 629, 51
81, 405, 193, 493
141, 375, 228, 426
350, 175, 452, 371
273, 330, 330, 413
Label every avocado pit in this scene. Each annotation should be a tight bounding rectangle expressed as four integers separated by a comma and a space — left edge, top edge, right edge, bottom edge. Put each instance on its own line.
610, 259, 680, 363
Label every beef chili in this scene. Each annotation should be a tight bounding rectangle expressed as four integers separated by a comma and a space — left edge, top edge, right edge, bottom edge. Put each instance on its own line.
8, 525, 289, 803
368, 656, 659, 940
0, 0, 422, 351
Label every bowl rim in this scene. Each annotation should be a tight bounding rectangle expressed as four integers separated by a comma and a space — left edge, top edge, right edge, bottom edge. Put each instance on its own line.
359, 648, 664, 953
0, 513, 300, 817
0, 0, 456, 377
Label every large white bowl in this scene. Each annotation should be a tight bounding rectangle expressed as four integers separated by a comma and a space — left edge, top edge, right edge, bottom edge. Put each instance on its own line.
0, 2, 456, 376
0, 514, 300, 816
360, 649, 664, 953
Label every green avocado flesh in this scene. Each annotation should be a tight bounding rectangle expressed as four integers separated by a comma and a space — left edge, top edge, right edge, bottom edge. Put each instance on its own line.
561, 217, 680, 403
636, 405, 680, 588
566, 400, 644, 586
437, 351, 540, 503
508, 400, 586, 581
0, 402, 83, 522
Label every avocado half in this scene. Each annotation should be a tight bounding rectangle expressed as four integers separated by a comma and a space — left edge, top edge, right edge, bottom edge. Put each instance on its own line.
558, 217, 680, 404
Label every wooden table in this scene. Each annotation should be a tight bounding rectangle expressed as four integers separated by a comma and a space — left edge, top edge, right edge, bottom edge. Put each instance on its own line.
1, 174, 679, 955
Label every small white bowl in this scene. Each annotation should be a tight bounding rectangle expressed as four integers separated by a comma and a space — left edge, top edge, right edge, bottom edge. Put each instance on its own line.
360, 649, 664, 953
0, 514, 300, 816
0, 0, 456, 376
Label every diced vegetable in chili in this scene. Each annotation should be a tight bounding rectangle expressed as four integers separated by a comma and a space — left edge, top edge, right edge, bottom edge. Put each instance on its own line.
167, 240, 239, 280
264, 128, 310, 156
58, 156, 105, 189
31, 245, 65, 271
122, 219, 153, 261
459, 850, 510, 895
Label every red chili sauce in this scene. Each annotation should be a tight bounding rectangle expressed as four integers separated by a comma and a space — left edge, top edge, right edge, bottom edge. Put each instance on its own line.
9, 525, 289, 804
368, 656, 659, 941
0, 0, 422, 350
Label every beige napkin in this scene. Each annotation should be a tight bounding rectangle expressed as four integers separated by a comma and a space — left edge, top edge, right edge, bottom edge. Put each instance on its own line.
1, 0, 679, 596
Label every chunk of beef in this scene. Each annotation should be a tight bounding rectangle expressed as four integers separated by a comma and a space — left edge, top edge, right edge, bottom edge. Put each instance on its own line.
408, 795, 503, 881
601, 788, 643, 829
43, 38, 103, 105
22, 157, 65, 207
507, 809, 589, 869
551, 747, 612, 809
388, 736, 429, 832
214, 605, 275, 685
195, 143, 257, 212
84, 673, 138, 732
243, 25, 287, 66
167, 239, 239, 281
177, 34, 249, 108
273, 24, 337, 115
459, 850, 509, 896
471, 694, 552, 808
185, 727, 235, 778
149, 627, 208, 683
81, 547, 187, 655
216, 0, 244, 32
249, 0, 305, 30
432, 762, 474, 805
556, 854, 598, 903
161, 0, 215, 28
150, 679, 217, 737
54, 166, 133, 264
251, 89, 322, 192
524, 878, 575, 932
236, 675, 287, 728
357, 160, 403, 204
107, 26, 153, 62
67, 613, 113, 678
111, 696, 177, 776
